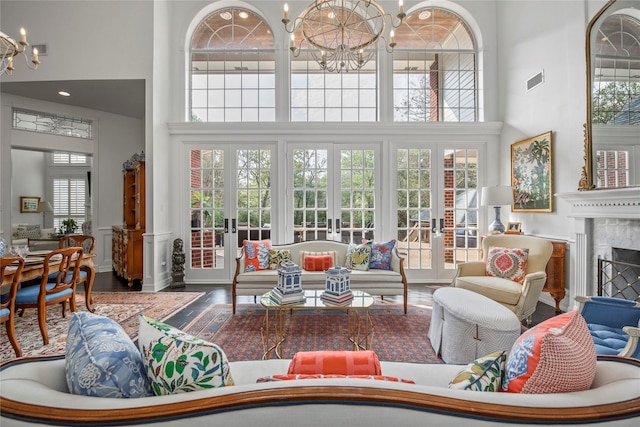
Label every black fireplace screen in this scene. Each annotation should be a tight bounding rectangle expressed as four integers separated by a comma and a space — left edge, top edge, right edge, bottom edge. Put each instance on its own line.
598, 258, 640, 301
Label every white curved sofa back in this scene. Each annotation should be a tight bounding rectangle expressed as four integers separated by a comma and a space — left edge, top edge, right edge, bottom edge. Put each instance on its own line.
1, 356, 639, 426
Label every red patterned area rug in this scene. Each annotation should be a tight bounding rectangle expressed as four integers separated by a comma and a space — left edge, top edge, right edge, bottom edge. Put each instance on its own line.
0, 291, 204, 363
183, 303, 443, 364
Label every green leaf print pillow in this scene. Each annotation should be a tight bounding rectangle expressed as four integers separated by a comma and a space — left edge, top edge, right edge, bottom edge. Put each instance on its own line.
138, 314, 234, 395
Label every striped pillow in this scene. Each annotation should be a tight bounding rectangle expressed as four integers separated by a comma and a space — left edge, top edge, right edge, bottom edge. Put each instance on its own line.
303, 255, 334, 271
300, 251, 337, 269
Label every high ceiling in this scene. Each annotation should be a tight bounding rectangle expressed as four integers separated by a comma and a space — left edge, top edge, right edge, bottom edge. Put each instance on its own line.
0, 79, 145, 119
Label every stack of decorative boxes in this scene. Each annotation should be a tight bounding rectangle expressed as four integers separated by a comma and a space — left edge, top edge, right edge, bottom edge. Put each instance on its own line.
270, 261, 305, 304
321, 264, 353, 305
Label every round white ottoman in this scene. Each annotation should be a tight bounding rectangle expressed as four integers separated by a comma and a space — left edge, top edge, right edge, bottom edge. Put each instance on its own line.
428, 287, 521, 364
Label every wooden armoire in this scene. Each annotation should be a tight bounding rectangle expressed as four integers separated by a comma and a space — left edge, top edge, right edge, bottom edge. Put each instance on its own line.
112, 157, 145, 286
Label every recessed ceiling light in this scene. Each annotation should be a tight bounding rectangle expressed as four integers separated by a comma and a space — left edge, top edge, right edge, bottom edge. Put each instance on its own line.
220, 11, 232, 20
58, 91, 71, 97
419, 10, 432, 20
238, 11, 248, 19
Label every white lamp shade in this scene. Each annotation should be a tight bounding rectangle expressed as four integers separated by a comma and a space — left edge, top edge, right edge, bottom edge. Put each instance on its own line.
481, 186, 513, 206
36, 201, 54, 213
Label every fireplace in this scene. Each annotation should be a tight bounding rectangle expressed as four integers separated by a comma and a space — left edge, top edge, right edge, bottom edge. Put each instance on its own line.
557, 187, 640, 310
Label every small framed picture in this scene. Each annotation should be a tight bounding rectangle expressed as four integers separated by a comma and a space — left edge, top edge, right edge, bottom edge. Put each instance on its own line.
506, 221, 522, 234
20, 196, 40, 213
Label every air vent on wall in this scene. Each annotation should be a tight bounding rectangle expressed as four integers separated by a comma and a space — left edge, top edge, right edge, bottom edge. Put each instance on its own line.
527, 70, 544, 92
31, 44, 47, 56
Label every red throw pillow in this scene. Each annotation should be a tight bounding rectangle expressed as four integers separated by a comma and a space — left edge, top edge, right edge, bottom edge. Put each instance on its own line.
503, 311, 597, 394
303, 254, 334, 271
287, 350, 382, 375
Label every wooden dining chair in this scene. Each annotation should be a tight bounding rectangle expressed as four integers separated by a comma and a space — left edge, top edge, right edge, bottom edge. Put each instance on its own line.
1, 257, 25, 357
15, 246, 84, 345
59, 234, 95, 310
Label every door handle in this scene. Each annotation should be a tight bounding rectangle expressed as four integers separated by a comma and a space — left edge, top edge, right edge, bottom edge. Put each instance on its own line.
224, 218, 229, 233
232, 218, 237, 233
328, 219, 332, 233
440, 218, 445, 233
335, 219, 341, 234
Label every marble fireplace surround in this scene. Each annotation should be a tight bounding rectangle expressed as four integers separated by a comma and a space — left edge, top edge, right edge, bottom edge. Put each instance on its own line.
557, 187, 640, 310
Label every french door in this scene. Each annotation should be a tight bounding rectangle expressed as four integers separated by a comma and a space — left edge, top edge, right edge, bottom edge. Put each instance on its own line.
186, 145, 275, 283
394, 144, 481, 282
287, 144, 381, 244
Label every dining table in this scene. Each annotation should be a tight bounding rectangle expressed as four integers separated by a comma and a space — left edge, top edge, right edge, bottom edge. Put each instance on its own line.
1, 251, 97, 312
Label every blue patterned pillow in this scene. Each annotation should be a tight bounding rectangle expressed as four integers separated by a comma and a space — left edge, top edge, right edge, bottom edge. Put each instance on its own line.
65, 312, 152, 398
369, 239, 396, 270
138, 315, 235, 395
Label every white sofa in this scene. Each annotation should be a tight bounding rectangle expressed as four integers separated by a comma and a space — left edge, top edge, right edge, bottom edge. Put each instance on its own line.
1, 356, 639, 426
10, 224, 59, 251
233, 240, 408, 313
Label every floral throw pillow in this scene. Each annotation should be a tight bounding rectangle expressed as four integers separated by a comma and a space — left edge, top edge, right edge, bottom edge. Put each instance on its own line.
65, 312, 152, 398
346, 242, 372, 271
269, 249, 291, 270
138, 315, 234, 395
449, 351, 506, 392
369, 239, 396, 270
243, 239, 272, 272
485, 246, 529, 283
503, 311, 596, 394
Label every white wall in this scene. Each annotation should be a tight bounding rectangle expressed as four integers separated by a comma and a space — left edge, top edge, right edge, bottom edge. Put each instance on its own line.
11, 150, 46, 228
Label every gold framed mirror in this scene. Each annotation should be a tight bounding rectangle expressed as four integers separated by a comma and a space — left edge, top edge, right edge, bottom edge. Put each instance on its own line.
581, 0, 640, 191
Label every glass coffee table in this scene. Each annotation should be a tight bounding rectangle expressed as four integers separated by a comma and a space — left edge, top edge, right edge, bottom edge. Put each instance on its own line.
260, 289, 375, 359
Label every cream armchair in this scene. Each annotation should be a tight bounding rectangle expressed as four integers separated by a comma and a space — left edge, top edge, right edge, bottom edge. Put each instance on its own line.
452, 234, 553, 322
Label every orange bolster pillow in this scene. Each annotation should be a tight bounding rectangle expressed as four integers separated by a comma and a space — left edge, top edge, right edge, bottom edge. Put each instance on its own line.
287, 350, 382, 375
303, 254, 334, 271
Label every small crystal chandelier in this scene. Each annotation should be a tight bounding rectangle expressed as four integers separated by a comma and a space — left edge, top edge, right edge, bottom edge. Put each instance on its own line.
282, 0, 406, 73
1, 28, 40, 76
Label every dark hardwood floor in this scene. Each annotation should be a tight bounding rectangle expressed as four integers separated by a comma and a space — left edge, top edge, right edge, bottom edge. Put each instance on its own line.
92, 271, 559, 329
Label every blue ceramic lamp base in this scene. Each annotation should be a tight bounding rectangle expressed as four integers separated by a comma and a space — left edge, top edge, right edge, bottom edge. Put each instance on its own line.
488, 206, 505, 233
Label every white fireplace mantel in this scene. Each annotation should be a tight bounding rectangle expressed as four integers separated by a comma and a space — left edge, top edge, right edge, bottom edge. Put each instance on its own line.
556, 187, 640, 219
556, 187, 640, 306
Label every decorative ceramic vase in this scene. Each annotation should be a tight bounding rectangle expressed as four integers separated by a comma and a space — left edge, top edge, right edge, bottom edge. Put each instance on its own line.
0, 237, 6, 257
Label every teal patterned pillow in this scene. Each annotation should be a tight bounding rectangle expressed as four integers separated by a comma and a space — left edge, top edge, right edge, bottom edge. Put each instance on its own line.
269, 249, 291, 269
65, 312, 152, 398
138, 315, 235, 395
346, 242, 372, 271
448, 351, 506, 392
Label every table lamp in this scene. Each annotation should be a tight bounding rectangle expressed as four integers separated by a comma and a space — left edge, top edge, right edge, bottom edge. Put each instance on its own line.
481, 186, 513, 233
36, 200, 54, 227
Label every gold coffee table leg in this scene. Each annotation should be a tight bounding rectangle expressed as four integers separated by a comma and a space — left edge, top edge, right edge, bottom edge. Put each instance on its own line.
347, 308, 374, 350
261, 307, 288, 359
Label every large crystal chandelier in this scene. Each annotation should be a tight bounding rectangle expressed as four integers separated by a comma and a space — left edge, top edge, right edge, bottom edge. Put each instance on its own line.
1, 28, 40, 76
282, 0, 406, 73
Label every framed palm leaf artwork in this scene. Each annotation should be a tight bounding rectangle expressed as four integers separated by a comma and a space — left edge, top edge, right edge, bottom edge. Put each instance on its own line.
511, 131, 553, 212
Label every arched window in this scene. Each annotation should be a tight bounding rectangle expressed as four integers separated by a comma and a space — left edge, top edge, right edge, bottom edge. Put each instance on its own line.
392, 8, 477, 122
190, 8, 275, 122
